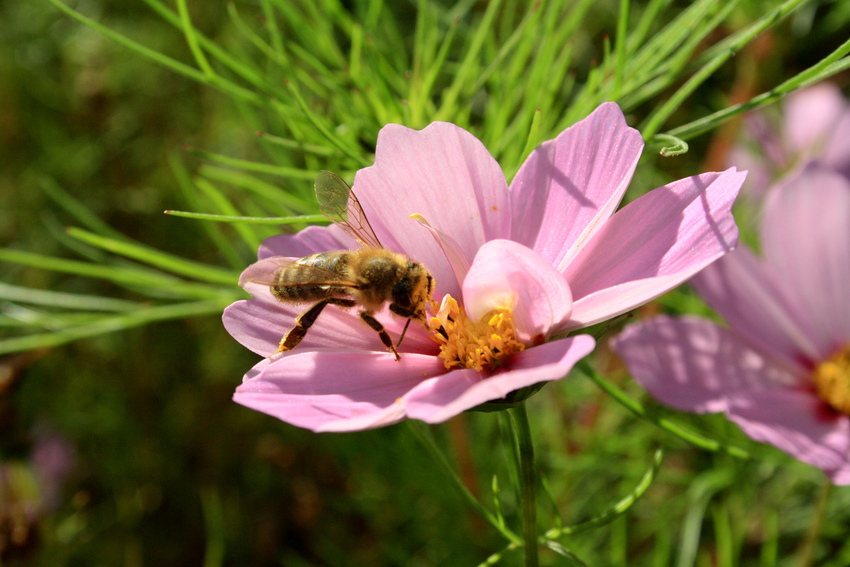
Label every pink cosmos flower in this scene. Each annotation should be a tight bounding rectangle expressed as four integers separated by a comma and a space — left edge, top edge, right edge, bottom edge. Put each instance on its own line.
612, 164, 850, 484
224, 102, 745, 432
730, 83, 850, 196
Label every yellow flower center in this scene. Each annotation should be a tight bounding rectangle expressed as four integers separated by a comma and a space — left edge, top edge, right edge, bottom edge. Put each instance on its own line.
812, 345, 850, 416
429, 295, 525, 371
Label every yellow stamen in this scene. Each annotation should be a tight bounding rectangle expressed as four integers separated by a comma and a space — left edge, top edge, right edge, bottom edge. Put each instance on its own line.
429, 295, 525, 371
812, 345, 850, 415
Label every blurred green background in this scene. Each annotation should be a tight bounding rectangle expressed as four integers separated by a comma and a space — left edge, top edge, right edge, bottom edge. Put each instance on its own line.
1, 1, 850, 565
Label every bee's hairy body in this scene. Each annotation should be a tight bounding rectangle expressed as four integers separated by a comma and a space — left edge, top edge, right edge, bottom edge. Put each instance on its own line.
270, 248, 435, 360
245, 170, 437, 361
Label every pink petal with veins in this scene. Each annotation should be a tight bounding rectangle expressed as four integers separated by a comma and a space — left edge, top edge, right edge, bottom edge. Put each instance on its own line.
352, 122, 512, 298
510, 102, 645, 271
760, 165, 850, 356
563, 169, 744, 330
611, 316, 799, 413
727, 389, 850, 484
234, 350, 447, 432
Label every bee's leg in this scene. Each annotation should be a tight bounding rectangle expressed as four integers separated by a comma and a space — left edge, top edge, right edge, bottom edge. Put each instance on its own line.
359, 312, 401, 361
389, 304, 424, 348
274, 298, 356, 356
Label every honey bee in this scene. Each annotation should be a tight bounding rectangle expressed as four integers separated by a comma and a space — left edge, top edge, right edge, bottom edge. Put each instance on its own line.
242, 171, 436, 360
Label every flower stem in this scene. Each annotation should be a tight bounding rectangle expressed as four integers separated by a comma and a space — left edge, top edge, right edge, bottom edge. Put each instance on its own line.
509, 402, 539, 567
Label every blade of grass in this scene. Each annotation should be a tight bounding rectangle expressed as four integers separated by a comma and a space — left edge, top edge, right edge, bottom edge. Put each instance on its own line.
542, 449, 664, 538
661, 40, 850, 142
65, 227, 238, 286
176, 0, 215, 78
0, 300, 228, 356
38, 177, 127, 241
191, 178, 262, 253
46, 0, 263, 104
434, 0, 504, 121
0, 249, 231, 301
577, 360, 750, 459
164, 211, 325, 225
196, 165, 315, 215
0, 283, 139, 312
184, 147, 319, 180
280, 82, 368, 166
169, 154, 245, 271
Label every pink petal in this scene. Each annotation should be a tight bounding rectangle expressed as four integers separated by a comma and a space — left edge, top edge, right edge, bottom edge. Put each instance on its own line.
563, 168, 745, 330
352, 122, 512, 298
509, 102, 645, 271
823, 109, 850, 177
727, 389, 850, 484
611, 315, 800, 413
784, 83, 848, 157
725, 145, 773, 198
222, 290, 438, 357
829, 463, 850, 485
233, 350, 448, 432
462, 240, 573, 342
404, 335, 596, 423
692, 246, 819, 371
760, 165, 850, 356
258, 225, 355, 259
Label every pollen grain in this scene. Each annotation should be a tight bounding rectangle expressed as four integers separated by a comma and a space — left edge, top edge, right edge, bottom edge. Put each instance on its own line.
429, 296, 524, 371
812, 345, 850, 416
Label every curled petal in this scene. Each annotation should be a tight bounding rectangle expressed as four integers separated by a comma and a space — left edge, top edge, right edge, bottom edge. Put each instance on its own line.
462, 240, 573, 342
510, 102, 645, 270
410, 213, 471, 286
564, 168, 745, 330
404, 335, 596, 423
611, 315, 799, 413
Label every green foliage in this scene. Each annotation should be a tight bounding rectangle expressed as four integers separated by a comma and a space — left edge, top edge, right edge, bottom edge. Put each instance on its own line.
2, 0, 850, 565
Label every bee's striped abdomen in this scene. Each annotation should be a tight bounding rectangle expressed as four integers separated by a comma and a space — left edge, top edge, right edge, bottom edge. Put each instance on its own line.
271, 252, 354, 302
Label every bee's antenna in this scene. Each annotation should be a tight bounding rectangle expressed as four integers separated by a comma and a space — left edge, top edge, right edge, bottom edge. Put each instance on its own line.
395, 318, 413, 348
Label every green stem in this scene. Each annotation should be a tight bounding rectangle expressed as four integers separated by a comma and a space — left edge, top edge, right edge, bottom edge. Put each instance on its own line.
509, 403, 539, 567
798, 480, 831, 567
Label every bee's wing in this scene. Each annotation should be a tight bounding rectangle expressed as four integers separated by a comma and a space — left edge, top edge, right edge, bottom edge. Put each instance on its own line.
239, 256, 361, 288
315, 170, 383, 249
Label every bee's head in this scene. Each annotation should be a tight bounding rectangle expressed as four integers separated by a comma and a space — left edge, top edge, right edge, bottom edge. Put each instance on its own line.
393, 261, 435, 319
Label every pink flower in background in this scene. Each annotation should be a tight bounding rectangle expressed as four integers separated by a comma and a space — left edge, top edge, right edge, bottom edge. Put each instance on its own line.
613, 164, 850, 484
730, 83, 850, 196
0, 428, 74, 555
224, 102, 745, 432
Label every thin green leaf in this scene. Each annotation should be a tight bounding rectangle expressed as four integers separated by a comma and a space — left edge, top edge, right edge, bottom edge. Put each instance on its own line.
0, 300, 227, 356
0, 283, 139, 312
0, 248, 231, 301
164, 211, 325, 225
185, 148, 319, 180
577, 361, 750, 459
542, 449, 664, 538
65, 227, 238, 286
